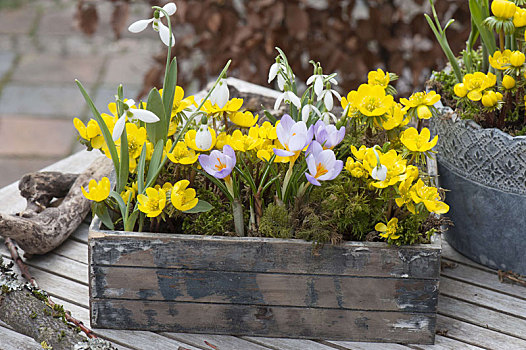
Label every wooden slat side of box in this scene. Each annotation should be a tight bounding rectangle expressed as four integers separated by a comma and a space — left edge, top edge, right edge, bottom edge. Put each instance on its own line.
88, 229, 441, 279
90, 266, 439, 312
90, 299, 436, 344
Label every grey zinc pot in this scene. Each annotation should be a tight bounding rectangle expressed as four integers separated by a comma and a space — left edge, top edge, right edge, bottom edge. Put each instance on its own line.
430, 106, 526, 274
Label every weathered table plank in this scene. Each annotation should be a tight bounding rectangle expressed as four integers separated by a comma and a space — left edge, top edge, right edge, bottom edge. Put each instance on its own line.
0, 325, 42, 350
438, 295, 526, 341
325, 340, 411, 350
52, 238, 89, 264
244, 337, 343, 350
164, 333, 277, 350
412, 335, 486, 350
436, 315, 526, 349
440, 277, 526, 319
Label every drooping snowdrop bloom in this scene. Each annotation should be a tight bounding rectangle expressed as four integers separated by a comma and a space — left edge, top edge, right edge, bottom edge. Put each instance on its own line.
305, 141, 343, 186
301, 103, 321, 123
274, 91, 301, 111
307, 73, 338, 98
371, 146, 388, 181
273, 114, 313, 162
318, 85, 341, 111
195, 123, 214, 151
320, 111, 337, 125
209, 79, 229, 108
128, 2, 176, 47
268, 62, 288, 91
112, 100, 159, 141
199, 145, 236, 179
312, 120, 345, 149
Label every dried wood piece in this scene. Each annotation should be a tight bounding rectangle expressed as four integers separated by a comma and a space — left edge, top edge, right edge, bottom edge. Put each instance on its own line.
0, 156, 113, 256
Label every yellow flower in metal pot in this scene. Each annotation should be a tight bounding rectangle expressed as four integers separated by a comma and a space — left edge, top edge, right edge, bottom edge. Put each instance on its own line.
400, 127, 438, 153
513, 7, 526, 27
489, 50, 512, 70
502, 75, 516, 90
453, 83, 468, 98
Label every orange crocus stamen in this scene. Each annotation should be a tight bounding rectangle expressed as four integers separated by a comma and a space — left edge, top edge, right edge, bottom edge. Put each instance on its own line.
315, 163, 328, 178
214, 157, 227, 171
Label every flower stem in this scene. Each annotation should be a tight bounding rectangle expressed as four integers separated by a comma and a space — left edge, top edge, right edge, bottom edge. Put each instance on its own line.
499, 30, 505, 52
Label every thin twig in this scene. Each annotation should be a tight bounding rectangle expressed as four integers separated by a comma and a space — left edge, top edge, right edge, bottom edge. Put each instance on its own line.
498, 270, 526, 288
4, 237, 97, 339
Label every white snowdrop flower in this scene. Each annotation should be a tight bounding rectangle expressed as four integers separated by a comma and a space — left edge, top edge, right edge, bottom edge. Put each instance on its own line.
301, 103, 321, 123
210, 79, 229, 108
112, 100, 160, 141
318, 88, 341, 111
320, 111, 337, 125
195, 124, 213, 151
372, 164, 388, 181
274, 91, 301, 111
307, 74, 338, 98
268, 62, 280, 83
128, 2, 176, 47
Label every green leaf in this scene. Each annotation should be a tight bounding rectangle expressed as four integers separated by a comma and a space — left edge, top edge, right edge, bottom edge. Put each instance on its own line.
469, 0, 497, 54
76, 80, 120, 180
124, 210, 139, 232
116, 85, 124, 118
146, 139, 164, 185
263, 108, 277, 124
118, 124, 129, 194
94, 202, 114, 230
137, 143, 147, 195
145, 88, 167, 144
108, 191, 127, 220
162, 57, 178, 136
183, 200, 214, 214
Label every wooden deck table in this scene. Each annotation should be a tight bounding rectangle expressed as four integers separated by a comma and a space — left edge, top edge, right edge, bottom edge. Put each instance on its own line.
1, 151, 525, 350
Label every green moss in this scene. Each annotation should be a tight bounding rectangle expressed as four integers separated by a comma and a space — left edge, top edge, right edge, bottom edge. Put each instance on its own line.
182, 189, 234, 235
259, 203, 293, 239
30, 311, 37, 319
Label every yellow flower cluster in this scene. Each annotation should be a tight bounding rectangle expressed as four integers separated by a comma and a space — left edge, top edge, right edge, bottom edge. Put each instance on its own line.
453, 72, 497, 102
137, 180, 198, 217
341, 77, 439, 127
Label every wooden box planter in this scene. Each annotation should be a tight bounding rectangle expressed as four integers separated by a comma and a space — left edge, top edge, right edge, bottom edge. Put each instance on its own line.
88, 220, 441, 344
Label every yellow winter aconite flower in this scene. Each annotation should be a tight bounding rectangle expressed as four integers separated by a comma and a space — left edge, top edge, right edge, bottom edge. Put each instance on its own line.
230, 129, 262, 152
515, 7, 526, 27
489, 50, 512, 70
380, 103, 408, 130
137, 187, 166, 217
216, 132, 233, 150
400, 91, 441, 120
362, 148, 407, 188
462, 72, 497, 101
185, 128, 217, 151
345, 157, 368, 178
74, 118, 105, 149
453, 83, 468, 98
367, 69, 390, 89
375, 217, 400, 240
120, 182, 138, 203
510, 51, 525, 67
396, 178, 417, 214
229, 111, 258, 127
203, 98, 243, 115
109, 123, 147, 173
82, 177, 111, 202
481, 91, 502, 107
502, 75, 516, 90
355, 83, 394, 117
161, 86, 195, 115
256, 121, 278, 139
341, 90, 359, 116
410, 179, 449, 214
491, 0, 516, 19
400, 127, 438, 153
166, 139, 198, 165
171, 180, 198, 211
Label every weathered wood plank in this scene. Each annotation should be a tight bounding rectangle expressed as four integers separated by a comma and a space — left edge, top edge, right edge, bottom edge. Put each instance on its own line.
411, 335, 486, 350
92, 266, 438, 312
440, 276, 526, 319
244, 337, 342, 350
441, 259, 526, 300
164, 333, 275, 350
441, 242, 495, 273
91, 299, 436, 343
94, 330, 203, 350
90, 225, 441, 279
326, 340, 411, 349
71, 221, 90, 244
438, 295, 526, 340
0, 325, 41, 350
52, 238, 88, 265
436, 315, 526, 349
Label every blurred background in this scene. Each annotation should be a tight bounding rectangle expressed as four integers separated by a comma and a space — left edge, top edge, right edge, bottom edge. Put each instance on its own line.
0, 0, 470, 187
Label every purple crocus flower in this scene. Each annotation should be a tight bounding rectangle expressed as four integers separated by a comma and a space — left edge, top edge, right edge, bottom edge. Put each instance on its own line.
273, 114, 313, 160
199, 145, 236, 179
313, 120, 345, 149
305, 141, 343, 186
